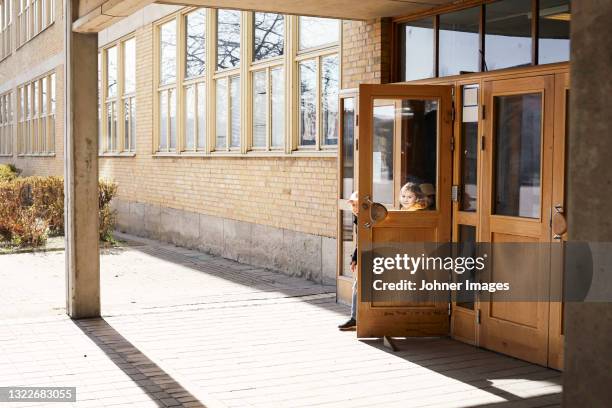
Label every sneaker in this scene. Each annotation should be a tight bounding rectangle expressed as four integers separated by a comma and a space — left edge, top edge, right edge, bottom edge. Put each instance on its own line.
338, 318, 357, 331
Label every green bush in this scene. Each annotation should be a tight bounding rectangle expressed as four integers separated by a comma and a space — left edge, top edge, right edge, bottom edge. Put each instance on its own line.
0, 164, 20, 182
0, 176, 118, 247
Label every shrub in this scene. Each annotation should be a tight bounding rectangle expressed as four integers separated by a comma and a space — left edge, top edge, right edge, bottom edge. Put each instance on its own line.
0, 164, 20, 182
0, 176, 118, 247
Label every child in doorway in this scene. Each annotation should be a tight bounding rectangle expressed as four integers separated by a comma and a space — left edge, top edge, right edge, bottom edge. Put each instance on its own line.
338, 191, 359, 331
399, 182, 428, 211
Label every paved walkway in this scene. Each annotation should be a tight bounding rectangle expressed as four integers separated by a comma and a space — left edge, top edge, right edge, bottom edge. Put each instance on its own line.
0, 233, 562, 407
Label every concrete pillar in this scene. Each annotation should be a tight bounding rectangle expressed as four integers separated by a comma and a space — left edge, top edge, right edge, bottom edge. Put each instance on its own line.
64, 0, 100, 318
564, 1, 612, 406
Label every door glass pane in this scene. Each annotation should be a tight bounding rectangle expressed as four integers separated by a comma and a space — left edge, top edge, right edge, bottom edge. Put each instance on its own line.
341, 97, 355, 199
456, 225, 476, 309
439, 7, 480, 77
494, 93, 542, 218
340, 209, 356, 277
461, 85, 478, 212
538, 0, 570, 64
399, 18, 434, 81
484, 0, 533, 70
372, 104, 394, 205
372, 99, 438, 210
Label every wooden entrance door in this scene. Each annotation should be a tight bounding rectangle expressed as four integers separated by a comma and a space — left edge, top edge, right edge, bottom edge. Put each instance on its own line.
479, 75, 555, 366
356, 84, 453, 338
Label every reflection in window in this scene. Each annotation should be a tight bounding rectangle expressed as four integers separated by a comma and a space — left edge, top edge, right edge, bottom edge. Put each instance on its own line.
185, 9, 206, 78
254, 13, 284, 61
123, 38, 136, 152
299, 16, 339, 50
321, 54, 339, 146
439, 7, 480, 76
252, 70, 267, 147
538, 0, 570, 64
484, 0, 532, 70
494, 93, 542, 218
160, 20, 177, 85
372, 104, 394, 205
342, 98, 355, 199
106, 46, 118, 98
399, 18, 434, 81
124, 39, 136, 94
460, 85, 478, 211
340, 209, 356, 277
299, 59, 316, 146
217, 9, 240, 70
456, 225, 476, 309
215, 78, 227, 149
270, 68, 284, 148
230, 76, 240, 148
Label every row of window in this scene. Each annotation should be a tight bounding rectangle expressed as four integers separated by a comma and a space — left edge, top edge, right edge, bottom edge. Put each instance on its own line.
0, 0, 55, 60
99, 8, 340, 155
0, 71, 56, 155
399, 0, 570, 81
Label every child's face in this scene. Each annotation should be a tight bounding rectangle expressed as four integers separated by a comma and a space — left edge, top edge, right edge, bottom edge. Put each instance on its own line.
400, 190, 417, 208
350, 200, 359, 216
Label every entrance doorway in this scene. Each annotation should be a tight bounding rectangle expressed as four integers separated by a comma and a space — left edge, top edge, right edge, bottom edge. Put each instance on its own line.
336, 65, 569, 369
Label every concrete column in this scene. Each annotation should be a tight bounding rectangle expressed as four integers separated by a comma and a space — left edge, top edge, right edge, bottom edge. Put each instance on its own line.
64, 0, 100, 318
564, 1, 612, 406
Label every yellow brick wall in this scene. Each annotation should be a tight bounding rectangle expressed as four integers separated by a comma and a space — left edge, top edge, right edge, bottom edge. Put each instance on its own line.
341, 18, 392, 89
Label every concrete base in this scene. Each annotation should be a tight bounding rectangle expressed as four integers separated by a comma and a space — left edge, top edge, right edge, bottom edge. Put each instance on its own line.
112, 199, 337, 286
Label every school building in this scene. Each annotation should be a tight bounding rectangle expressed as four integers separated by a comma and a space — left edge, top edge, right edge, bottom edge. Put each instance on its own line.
1, 0, 611, 405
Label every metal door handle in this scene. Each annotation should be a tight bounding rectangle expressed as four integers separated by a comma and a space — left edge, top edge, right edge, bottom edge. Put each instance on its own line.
552, 204, 567, 240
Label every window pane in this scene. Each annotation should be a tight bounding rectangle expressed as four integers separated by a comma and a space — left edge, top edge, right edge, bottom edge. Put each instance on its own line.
254, 13, 284, 61
41, 77, 47, 114
186, 9, 206, 78
485, 0, 533, 71
185, 85, 195, 150
460, 85, 478, 212
372, 104, 394, 204
169, 89, 176, 149
124, 38, 136, 94
439, 7, 480, 76
342, 98, 355, 199
299, 59, 316, 146
321, 54, 339, 146
160, 20, 177, 85
130, 98, 136, 151
217, 9, 240, 70
50, 73, 55, 113
230, 76, 240, 148
215, 78, 227, 149
112, 102, 117, 151
107, 46, 118, 97
124, 99, 130, 151
399, 18, 435, 81
270, 67, 284, 148
252, 70, 267, 147
197, 83, 206, 149
494, 93, 542, 218
159, 91, 167, 150
299, 16, 339, 50
538, 0, 570, 64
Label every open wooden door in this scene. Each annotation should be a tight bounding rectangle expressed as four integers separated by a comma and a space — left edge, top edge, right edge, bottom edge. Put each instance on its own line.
356, 84, 453, 338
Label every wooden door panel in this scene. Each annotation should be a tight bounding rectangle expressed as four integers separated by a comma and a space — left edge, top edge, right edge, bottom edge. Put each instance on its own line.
357, 84, 453, 339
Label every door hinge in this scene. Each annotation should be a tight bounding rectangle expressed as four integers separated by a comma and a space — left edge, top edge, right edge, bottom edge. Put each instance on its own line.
448, 302, 452, 316
451, 106, 456, 122
482, 104, 486, 119
451, 185, 460, 203
476, 309, 481, 324
355, 138, 358, 151
480, 135, 485, 151
355, 114, 359, 127
450, 136, 455, 152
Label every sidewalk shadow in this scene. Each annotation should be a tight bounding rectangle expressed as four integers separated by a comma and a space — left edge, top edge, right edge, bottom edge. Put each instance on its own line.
74, 317, 208, 408
359, 337, 562, 407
